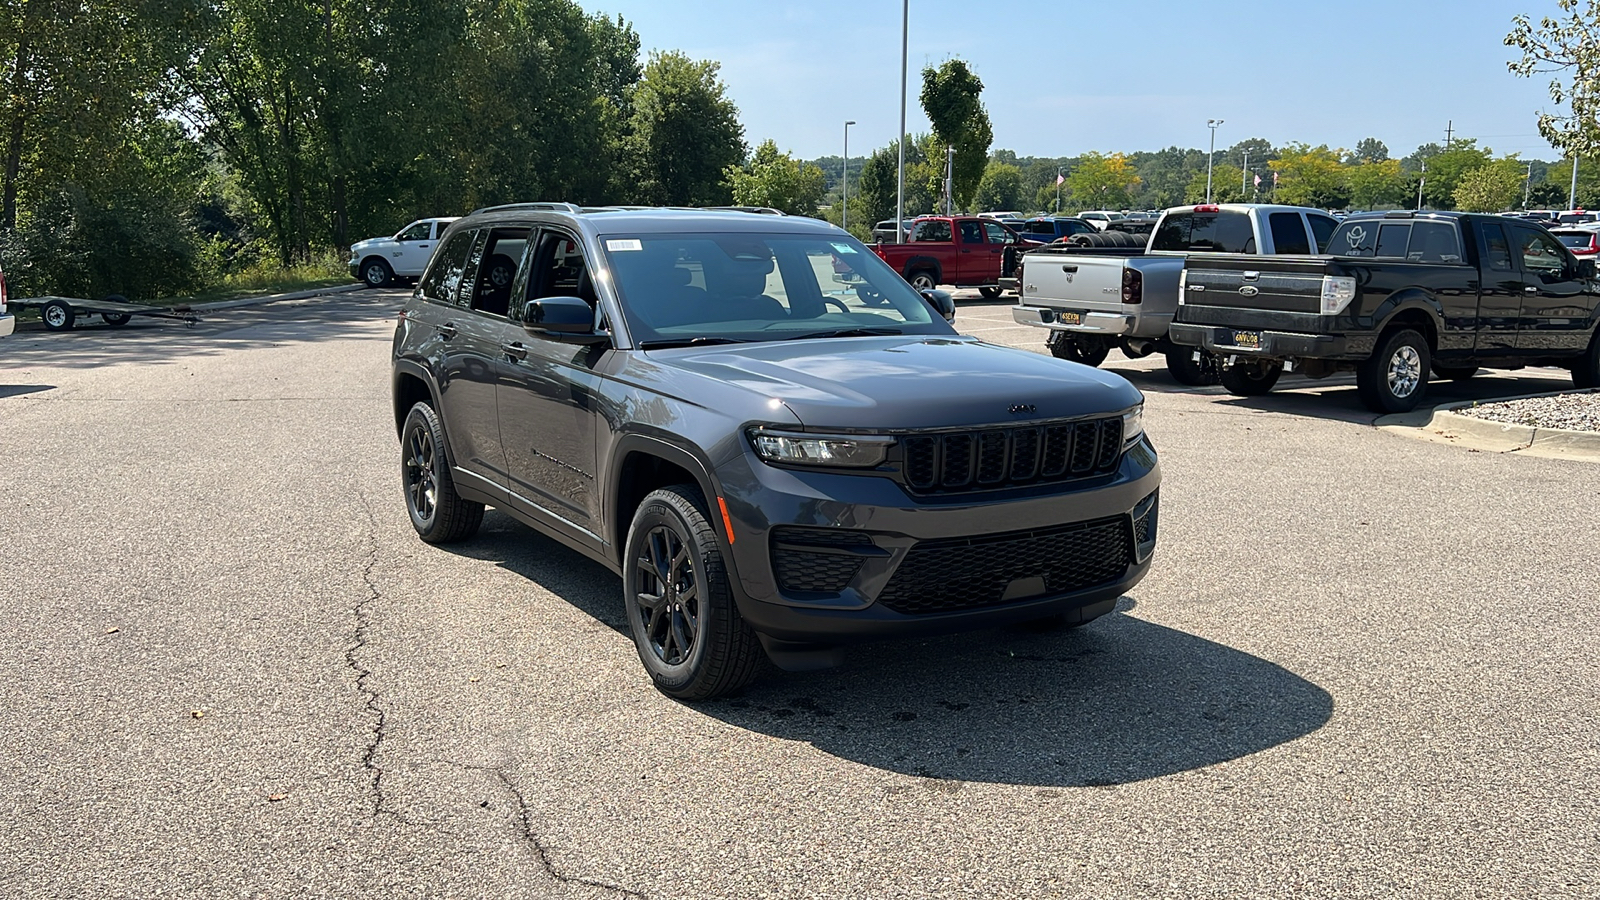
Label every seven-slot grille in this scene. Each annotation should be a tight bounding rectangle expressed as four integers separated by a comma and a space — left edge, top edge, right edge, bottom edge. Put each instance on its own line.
900, 416, 1124, 493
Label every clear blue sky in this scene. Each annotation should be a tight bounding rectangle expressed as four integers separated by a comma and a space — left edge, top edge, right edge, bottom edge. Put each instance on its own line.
589, 0, 1567, 162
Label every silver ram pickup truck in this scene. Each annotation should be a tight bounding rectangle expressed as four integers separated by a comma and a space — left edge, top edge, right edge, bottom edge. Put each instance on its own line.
1010, 204, 1340, 384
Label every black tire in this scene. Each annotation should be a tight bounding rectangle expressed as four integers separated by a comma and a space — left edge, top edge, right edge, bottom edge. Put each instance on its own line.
1357, 328, 1430, 413
1219, 358, 1283, 396
1572, 331, 1600, 389
41, 300, 75, 332
907, 269, 938, 292
978, 285, 1003, 300
360, 257, 394, 287
1165, 348, 1220, 386
1432, 363, 1479, 381
100, 313, 132, 327
400, 402, 484, 544
623, 484, 761, 700
1049, 333, 1111, 367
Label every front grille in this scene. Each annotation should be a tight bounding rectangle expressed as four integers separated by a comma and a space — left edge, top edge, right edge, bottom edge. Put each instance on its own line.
875, 516, 1132, 615
899, 417, 1124, 494
771, 528, 872, 594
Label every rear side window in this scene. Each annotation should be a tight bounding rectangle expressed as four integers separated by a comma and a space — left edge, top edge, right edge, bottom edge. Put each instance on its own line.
1151, 211, 1255, 253
1375, 223, 1411, 258
1406, 222, 1463, 263
1309, 215, 1338, 253
1023, 220, 1055, 235
1268, 212, 1311, 254
1481, 224, 1514, 272
912, 220, 951, 242
419, 230, 476, 305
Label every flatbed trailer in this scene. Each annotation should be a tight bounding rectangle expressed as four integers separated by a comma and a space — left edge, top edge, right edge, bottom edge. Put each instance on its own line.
10, 294, 201, 332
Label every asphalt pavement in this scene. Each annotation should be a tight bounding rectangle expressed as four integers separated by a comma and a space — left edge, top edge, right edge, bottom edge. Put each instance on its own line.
1, 288, 1596, 898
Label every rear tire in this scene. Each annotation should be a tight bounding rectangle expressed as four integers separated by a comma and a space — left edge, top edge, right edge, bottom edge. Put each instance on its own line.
41, 300, 75, 331
908, 270, 937, 292
400, 402, 484, 544
1432, 363, 1479, 381
1219, 358, 1282, 396
1049, 333, 1111, 367
1165, 348, 1220, 386
1357, 329, 1430, 413
978, 286, 1003, 300
623, 485, 761, 700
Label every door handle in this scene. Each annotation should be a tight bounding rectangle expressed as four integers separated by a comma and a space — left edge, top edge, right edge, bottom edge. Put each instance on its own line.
502, 342, 527, 360
1524, 286, 1538, 293
437, 322, 458, 339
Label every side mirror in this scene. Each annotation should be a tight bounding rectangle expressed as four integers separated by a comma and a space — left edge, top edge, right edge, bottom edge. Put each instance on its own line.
1580, 258, 1596, 280
521, 296, 606, 342
920, 289, 956, 323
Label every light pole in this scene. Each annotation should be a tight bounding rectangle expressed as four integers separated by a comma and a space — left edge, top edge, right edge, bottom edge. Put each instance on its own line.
1570, 156, 1580, 211
1417, 159, 1426, 210
1205, 118, 1224, 203
944, 145, 955, 215
1242, 149, 1249, 198
842, 120, 855, 231
1524, 162, 1532, 211
895, 0, 907, 243
1055, 166, 1063, 213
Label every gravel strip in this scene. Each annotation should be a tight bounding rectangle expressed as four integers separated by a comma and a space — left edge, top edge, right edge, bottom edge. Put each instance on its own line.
1454, 390, 1600, 432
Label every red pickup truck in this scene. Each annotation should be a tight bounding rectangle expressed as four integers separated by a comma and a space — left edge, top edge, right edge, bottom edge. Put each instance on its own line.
871, 216, 1041, 299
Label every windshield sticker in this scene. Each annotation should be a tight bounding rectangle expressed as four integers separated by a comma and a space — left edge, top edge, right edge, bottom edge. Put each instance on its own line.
606, 239, 642, 252
831, 242, 857, 254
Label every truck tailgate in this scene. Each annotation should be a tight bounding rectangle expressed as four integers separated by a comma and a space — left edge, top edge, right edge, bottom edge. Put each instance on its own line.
1180, 254, 1328, 318
1020, 252, 1131, 310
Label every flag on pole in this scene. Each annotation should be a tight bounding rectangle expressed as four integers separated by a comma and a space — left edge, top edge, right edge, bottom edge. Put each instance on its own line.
1253, 173, 1261, 188
1056, 173, 1065, 185
1272, 171, 1280, 186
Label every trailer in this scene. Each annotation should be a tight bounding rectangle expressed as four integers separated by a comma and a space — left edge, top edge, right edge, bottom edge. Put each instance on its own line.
9, 294, 201, 332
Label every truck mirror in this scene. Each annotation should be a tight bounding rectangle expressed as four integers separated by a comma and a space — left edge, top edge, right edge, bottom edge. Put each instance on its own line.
1581, 258, 1597, 280
920, 289, 956, 323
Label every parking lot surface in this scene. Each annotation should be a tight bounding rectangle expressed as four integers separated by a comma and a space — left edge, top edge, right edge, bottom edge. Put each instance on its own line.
2, 289, 1596, 898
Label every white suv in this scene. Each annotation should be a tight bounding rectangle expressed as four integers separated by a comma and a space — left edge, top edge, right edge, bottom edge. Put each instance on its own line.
348, 217, 459, 286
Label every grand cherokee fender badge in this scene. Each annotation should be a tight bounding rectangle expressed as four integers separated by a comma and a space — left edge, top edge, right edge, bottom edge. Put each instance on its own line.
1239, 285, 1260, 297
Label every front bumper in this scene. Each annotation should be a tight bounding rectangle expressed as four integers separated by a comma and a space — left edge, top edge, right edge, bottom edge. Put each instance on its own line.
714, 439, 1161, 644
0, 313, 13, 338
1169, 323, 1374, 360
1012, 304, 1170, 339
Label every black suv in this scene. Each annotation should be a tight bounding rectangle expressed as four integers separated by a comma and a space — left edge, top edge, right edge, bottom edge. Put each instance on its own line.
392, 204, 1161, 699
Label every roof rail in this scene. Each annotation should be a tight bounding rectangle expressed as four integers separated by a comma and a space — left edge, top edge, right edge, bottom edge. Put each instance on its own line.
701, 206, 787, 216
469, 201, 584, 215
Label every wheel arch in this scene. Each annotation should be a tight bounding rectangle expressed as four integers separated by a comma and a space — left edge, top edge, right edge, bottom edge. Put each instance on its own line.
1375, 292, 1443, 350
392, 362, 440, 436
901, 256, 942, 282
607, 434, 727, 567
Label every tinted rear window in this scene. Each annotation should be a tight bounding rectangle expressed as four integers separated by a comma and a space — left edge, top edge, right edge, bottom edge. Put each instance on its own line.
1023, 220, 1056, 235
1407, 221, 1463, 263
1268, 212, 1311, 254
1555, 231, 1594, 248
1375, 223, 1411, 258
1150, 211, 1255, 253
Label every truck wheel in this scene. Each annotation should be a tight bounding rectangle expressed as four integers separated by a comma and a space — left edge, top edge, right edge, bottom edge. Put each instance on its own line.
1165, 349, 1221, 386
1049, 333, 1110, 367
41, 300, 75, 331
907, 270, 937, 292
1219, 359, 1282, 396
1572, 331, 1600, 388
401, 402, 484, 544
361, 257, 394, 287
978, 286, 1003, 300
1357, 329, 1430, 413
623, 484, 761, 700
1432, 363, 1479, 381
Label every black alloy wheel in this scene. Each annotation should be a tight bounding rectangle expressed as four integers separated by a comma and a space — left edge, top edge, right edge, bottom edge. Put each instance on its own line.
1357, 329, 1430, 413
623, 485, 760, 700
1219, 358, 1283, 396
400, 402, 483, 543
1049, 333, 1111, 367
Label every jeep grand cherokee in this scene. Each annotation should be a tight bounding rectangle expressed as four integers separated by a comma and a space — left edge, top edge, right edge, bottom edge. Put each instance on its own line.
392, 203, 1160, 699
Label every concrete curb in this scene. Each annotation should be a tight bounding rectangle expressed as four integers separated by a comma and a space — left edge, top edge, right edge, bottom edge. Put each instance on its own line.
188, 282, 368, 312
1413, 388, 1600, 458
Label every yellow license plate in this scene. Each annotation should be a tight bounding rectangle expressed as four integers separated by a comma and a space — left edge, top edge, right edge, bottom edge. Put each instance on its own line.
1057, 312, 1082, 326
1231, 330, 1261, 348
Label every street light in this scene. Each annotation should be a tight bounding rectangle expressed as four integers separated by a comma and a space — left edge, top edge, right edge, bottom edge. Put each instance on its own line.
1056, 166, 1063, 213
1205, 118, 1224, 204
895, 0, 908, 243
842, 120, 855, 231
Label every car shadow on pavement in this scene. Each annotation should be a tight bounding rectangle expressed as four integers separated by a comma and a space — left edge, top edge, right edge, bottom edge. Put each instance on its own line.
452, 513, 1333, 789
0, 384, 55, 398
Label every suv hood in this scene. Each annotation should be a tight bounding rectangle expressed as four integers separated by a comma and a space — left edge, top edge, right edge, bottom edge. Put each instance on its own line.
655, 336, 1142, 430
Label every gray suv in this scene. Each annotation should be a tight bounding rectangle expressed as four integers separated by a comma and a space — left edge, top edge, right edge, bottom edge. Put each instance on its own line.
392, 203, 1161, 699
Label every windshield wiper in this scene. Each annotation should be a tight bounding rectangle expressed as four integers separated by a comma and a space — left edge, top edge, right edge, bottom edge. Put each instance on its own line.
637, 336, 752, 350
783, 327, 904, 341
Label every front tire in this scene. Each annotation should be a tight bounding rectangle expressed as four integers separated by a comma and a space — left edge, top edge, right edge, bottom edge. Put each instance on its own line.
361, 257, 394, 287
623, 485, 761, 700
1357, 329, 1430, 413
1165, 348, 1220, 386
1219, 358, 1283, 396
400, 402, 484, 544
1573, 331, 1600, 389
41, 300, 75, 331
1049, 333, 1111, 367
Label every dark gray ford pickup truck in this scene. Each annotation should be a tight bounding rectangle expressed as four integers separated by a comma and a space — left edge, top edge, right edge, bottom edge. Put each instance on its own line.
392, 204, 1160, 699
1169, 210, 1600, 412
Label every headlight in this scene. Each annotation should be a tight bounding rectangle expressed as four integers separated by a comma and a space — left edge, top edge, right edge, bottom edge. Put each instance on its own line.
1122, 405, 1145, 449
748, 428, 893, 468
1320, 275, 1356, 316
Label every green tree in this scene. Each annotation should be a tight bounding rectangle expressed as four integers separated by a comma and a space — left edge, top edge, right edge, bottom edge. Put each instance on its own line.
919, 59, 992, 210
1538, 157, 1600, 208
1453, 158, 1528, 212
1348, 138, 1390, 164
1346, 159, 1408, 209
973, 162, 1024, 212
1508, 2, 1600, 161
1066, 152, 1140, 210
1130, 146, 1207, 209
624, 51, 744, 206
726, 140, 825, 216
1269, 144, 1349, 208
1417, 140, 1491, 209
1220, 138, 1276, 170
1184, 164, 1246, 204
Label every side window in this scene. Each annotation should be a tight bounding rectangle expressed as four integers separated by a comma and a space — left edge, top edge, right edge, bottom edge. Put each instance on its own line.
419, 230, 476, 306
1309, 215, 1338, 253
981, 221, 1011, 244
913, 220, 951, 242
959, 221, 984, 244
1481, 224, 1514, 272
397, 221, 431, 241
1268, 212, 1311, 255
1406, 222, 1463, 264
1514, 226, 1567, 275
1375, 224, 1412, 258
468, 227, 530, 318
520, 230, 599, 318
432, 221, 450, 240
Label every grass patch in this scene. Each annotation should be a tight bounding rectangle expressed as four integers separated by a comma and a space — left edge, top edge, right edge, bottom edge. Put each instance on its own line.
158, 251, 353, 306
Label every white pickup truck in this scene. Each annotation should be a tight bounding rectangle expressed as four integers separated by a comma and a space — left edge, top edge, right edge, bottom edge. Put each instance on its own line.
347, 217, 459, 287
1010, 204, 1340, 383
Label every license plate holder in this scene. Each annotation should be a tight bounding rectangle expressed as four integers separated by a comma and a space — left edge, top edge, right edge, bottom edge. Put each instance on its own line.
1231, 330, 1261, 349
1056, 312, 1083, 326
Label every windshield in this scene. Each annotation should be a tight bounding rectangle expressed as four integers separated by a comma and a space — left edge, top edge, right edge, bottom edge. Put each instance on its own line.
600, 232, 951, 345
